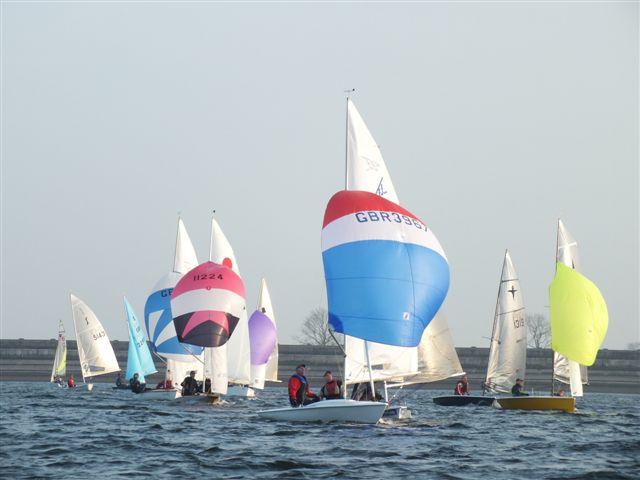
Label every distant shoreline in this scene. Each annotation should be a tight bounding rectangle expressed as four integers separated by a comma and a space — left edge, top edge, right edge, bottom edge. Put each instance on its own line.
1, 339, 638, 394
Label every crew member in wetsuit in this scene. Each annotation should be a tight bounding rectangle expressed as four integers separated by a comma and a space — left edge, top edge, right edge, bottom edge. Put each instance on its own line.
319, 371, 342, 400
454, 375, 470, 396
130, 373, 146, 394
67, 374, 76, 388
288, 365, 319, 407
181, 370, 199, 396
115, 372, 127, 389
511, 378, 529, 396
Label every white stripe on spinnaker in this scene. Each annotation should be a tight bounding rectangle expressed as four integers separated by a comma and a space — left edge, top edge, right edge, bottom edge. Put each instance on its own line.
321, 212, 447, 260
171, 288, 245, 319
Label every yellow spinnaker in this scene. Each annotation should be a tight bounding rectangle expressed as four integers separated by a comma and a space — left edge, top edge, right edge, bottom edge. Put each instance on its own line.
550, 262, 608, 366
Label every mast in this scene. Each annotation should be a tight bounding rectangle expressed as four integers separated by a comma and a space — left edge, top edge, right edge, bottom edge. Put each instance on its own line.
172, 214, 181, 273
550, 218, 560, 396
484, 250, 506, 395
70, 294, 86, 385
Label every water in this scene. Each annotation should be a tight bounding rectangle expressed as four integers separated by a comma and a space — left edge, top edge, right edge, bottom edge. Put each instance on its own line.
0, 382, 638, 479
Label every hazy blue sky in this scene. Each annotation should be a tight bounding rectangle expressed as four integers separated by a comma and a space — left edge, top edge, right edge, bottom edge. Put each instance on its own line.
2, 3, 638, 349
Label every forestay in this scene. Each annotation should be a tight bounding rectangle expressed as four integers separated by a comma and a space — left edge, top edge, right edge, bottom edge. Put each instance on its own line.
249, 278, 278, 389
124, 297, 157, 383
484, 251, 527, 394
70, 294, 119, 381
321, 190, 449, 347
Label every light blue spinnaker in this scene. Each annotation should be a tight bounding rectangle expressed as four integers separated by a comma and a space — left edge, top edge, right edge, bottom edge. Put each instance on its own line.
125, 297, 157, 382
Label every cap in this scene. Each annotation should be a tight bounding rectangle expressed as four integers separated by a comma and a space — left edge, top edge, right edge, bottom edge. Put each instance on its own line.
296, 364, 306, 369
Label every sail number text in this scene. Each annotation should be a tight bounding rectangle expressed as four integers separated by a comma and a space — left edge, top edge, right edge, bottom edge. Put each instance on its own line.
355, 211, 426, 231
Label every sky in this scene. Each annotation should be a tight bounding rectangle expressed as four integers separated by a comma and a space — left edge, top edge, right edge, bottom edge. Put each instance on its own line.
1, 2, 638, 349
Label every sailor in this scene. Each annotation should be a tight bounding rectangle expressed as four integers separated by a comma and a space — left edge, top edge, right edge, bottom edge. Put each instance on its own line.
454, 375, 470, 396
115, 372, 127, 389
67, 374, 76, 388
350, 382, 382, 401
511, 378, 529, 396
129, 373, 145, 394
288, 365, 319, 407
53, 375, 63, 385
554, 389, 566, 397
319, 371, 342, 400
181, 370, 199, 396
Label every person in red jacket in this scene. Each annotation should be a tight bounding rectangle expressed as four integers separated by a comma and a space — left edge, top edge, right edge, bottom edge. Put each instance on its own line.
454, 375, 470, 396
67, 374, 76, 388
288, 365, 319, 407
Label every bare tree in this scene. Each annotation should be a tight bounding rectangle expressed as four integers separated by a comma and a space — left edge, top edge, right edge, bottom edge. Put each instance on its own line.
297, 307, 335, 346
527, 313, 551, 348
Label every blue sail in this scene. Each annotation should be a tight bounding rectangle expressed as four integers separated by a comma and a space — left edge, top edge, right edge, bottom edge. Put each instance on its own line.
124, 297, 157, 382
144, 272, 203, 361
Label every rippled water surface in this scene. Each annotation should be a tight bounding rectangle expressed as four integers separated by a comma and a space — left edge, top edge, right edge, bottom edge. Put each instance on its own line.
1, 382, 638, 479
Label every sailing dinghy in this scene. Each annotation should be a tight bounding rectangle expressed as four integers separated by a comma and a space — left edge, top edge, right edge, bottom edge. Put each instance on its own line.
70, 294, 120, 391
496, 220, 608, 413
50, 320, 67, 387
124, 297, 157, 391
208, 216, 254, 398
170, 216, 248, 402
143, 217, 204, 400
434, 250, 526, 407
260, 98, 449, 424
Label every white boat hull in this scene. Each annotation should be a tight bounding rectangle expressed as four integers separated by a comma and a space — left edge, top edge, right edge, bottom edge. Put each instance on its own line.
383, 405, 412, 420
258, 399, 386, 424
135, 389, 178, 400
226, 385, 255, 398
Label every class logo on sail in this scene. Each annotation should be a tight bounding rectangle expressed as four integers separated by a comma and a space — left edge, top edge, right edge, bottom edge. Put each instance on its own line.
321, 190, 449, 348
170, 261, 246, 348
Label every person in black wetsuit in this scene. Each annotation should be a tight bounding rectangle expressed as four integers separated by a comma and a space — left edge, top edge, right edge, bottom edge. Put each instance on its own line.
130, 373, 146, 394
511, 378, 529, 396
115, 372, 128, 389
181, 370, 199, 396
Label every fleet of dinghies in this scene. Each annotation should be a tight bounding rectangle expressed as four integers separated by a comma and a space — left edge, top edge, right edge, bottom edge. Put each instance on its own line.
52, 96, 609, 423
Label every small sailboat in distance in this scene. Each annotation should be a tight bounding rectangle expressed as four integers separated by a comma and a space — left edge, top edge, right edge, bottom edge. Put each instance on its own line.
50, 320, 67, 387
434, 250, 526, 407
497, 219, 608, 412
70, 294, 120, 391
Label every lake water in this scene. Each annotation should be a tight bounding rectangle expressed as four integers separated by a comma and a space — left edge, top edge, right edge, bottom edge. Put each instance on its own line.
0, 382, 638, 479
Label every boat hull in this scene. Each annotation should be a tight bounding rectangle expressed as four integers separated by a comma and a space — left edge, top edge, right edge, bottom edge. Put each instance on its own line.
496, 396, 575, 412
135, 389, 177, 400
433, 395, 496, 407
258, 399, 386, 424
383, 405, 412, 420
226, 385, 256, 398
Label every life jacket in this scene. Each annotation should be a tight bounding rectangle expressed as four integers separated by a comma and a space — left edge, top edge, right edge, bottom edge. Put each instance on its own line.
454, 381, 468, 396
323, 380, 341, 399
67, 379, 75, 388
289, 374, 308, 405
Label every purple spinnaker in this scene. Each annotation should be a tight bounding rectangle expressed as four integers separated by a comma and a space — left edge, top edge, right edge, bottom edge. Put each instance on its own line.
248, 310, 277, 365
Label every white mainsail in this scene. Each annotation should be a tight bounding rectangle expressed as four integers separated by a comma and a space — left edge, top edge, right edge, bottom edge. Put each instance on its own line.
209, 217, 251, 387
485, 250, 527, 394
250, 278, 279, 389
553, 219, 587, 397
346, 99, 399, 203
174, 217, 199, 274
70, 294, 119, 382
50, 320, 67, 382
392, 312, 465, 387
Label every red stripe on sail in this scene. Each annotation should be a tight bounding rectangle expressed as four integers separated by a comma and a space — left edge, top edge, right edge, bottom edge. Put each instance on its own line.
171, 261, 245, 299
322, 190, 421, 228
